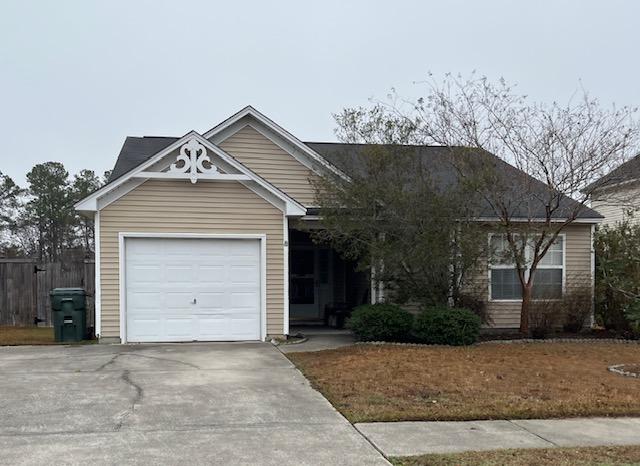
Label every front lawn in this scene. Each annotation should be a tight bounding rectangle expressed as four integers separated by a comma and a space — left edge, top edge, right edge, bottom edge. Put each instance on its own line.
391, 445, 640, 466
0, 326, 55, 345
287, 342, 640, 422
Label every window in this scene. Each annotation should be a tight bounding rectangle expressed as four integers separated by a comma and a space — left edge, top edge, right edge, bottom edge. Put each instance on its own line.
490, 269, 522, 300
489, 234, 564, 301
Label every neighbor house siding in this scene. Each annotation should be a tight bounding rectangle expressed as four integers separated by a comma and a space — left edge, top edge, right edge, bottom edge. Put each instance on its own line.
591, 183, 640, 226
219, 125, 320, 206
99, 180, 285, 339
466, 223, 593, 329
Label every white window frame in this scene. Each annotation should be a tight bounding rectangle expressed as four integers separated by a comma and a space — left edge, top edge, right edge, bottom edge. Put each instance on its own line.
488, 233, 566, 302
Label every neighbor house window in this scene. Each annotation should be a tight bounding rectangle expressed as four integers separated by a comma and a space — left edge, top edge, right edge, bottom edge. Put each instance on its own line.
489, 234, 564, 301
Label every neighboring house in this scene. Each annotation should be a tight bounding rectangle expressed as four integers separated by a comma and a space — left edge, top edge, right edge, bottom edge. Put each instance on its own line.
76, 106, 602, 343
588, 155, 640, 226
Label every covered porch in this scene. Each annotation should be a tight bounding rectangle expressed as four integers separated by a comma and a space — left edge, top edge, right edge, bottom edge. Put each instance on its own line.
288, 228, 370, 329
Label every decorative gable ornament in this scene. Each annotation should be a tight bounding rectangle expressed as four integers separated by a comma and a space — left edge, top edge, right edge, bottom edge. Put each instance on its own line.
169, 138, 217, 183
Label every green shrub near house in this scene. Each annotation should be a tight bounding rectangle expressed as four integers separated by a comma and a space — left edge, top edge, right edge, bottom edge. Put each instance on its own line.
413, 306, 481, 346
347, 303, 414, 342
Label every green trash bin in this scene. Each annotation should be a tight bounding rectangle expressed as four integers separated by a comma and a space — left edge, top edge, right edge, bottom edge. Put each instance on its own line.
50, 288, 87, 342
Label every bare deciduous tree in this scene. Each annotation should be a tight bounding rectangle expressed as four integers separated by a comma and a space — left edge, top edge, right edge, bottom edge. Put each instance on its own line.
337, 74, 639, 333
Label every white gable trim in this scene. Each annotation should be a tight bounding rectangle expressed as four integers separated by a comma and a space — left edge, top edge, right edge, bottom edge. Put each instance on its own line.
75, 131, 306, 216
204, 105, 349, 180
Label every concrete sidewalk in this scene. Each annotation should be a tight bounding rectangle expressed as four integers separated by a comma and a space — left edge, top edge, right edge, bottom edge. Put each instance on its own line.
356, 417, 640, 457
279, 326, 356, 353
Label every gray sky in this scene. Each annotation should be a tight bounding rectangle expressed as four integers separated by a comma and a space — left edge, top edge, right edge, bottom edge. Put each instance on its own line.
1, 0, 638, 185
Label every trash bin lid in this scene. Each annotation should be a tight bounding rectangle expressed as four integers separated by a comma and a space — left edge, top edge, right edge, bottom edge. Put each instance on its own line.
50, 287, 86, 296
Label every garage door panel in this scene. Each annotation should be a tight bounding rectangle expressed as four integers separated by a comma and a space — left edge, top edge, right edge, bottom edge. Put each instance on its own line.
164, 318, 193, 337
230, 318, 260, 338
165, 265, 194, 284
128, 292, 162, 309
125, 237, 261, 342
128, 265, 163, 285
129, 319, 162, 338
229, 265, 260, 284
197, 316, 230, 339
231, 291, 259, 309
165, 292, 193, 310
197, 265, 226, 284
197, 291, 226, 309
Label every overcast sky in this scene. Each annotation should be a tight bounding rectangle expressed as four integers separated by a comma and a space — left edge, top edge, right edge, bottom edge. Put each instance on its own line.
1, 0, 638, 185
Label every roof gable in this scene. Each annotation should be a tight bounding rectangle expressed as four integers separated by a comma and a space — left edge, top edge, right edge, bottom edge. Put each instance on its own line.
586, 153, 640, 192
218, 124, 320, 206
75, 131, 306, 216
204, 105, 348, 180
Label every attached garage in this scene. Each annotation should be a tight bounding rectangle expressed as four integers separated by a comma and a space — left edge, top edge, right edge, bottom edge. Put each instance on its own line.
75, 127, 309, 344
74, 108, 353, 344
123, 236, 264, 343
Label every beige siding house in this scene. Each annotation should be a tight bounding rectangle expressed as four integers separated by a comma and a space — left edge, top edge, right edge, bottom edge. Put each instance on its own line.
588, 155, 640, 226
76, 106, 602, 343
468, 224, 594, 328
590, 182, 640, 226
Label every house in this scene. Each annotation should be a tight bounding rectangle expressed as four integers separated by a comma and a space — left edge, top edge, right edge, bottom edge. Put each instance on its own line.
76, 106, 603, 343
588, 155, 640, 226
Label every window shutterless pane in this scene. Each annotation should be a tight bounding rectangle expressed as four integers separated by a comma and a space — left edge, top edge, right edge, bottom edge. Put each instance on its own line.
532, 269, 563, 299
491, 269, 522, 300
490, 235, 515, 266
538, 237, 564, 266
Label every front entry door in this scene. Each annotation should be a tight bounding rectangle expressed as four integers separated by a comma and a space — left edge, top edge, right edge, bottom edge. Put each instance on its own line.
289, 247, 334, 320
290, 249, 317, 319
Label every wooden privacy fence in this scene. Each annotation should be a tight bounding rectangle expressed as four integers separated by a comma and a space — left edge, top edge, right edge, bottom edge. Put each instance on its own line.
0, 258, 95, 329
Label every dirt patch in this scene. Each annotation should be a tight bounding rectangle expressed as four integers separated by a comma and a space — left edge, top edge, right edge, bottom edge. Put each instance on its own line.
0, 326, 55, 345
288, 342, 640, 422
391, 445, 640, 466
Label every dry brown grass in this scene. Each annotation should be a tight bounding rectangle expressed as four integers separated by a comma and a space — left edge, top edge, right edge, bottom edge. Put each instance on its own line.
391, 445, 640, 466
0, 326, 55, 345
288, 343, 640, 422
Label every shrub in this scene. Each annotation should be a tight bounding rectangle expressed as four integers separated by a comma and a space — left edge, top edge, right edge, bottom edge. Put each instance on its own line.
529, 304, 556, 339
595, 220, 640, 332
413, 306, 481, 346
561, 285, 593, 333
528, 282, 593, 338
456, 293, 491, 326
347, 303, 414, 342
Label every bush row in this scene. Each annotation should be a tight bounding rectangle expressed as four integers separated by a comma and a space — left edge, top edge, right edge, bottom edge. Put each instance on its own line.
347, 303, 481, 346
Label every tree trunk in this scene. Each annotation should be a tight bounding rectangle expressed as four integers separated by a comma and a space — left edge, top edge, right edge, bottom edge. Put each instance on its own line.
520, 283, 532, 334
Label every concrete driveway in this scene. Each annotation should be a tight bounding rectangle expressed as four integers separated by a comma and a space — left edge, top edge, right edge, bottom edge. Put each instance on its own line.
0, 343, 388, 466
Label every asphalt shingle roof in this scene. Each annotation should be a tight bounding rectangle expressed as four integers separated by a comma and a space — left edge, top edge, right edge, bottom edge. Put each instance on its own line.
108, 136, 178, 183
586, 154, 640, 192
105, 136, 602, 220
305, 142, 603, 220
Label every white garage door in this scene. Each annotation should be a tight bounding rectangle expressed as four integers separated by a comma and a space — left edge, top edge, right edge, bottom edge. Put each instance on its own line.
125, 237, 261, 342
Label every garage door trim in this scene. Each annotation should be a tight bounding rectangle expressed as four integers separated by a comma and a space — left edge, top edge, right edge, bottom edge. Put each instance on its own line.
118, 232, 267, 343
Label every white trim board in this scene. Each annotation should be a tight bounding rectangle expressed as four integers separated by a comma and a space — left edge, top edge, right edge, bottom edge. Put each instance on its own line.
117, 232, 268, 343
94, 211, 101, 337
283, 215, 290, 336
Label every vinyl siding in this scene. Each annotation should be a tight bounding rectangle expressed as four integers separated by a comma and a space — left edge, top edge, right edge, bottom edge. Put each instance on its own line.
466, 224, 593, 329
220, 125, 320, 206
591, 184, 640, 226
99, 180, 285, 339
